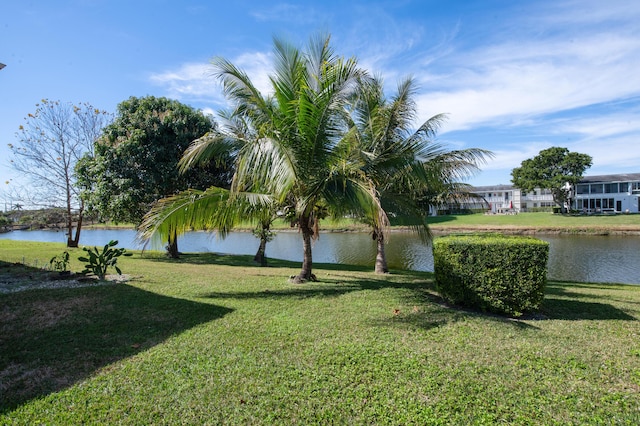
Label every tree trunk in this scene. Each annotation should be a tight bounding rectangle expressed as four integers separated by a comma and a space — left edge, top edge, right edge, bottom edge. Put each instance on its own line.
65, 180, 77, 248
291, 214, 315, 283
167, 229, 180, 259
254, 237, 268, 266
374, 228, 389, 274
69, 207, 84, 248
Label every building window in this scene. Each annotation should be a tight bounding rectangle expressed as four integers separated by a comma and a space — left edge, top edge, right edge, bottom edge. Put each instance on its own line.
590, 184, 604, 194
601, 198, 615, 209
604, 183, 617, 193
577, 184, 589, 194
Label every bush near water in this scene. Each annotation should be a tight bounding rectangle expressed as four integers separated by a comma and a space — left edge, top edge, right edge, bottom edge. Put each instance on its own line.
433, 234, 549, 316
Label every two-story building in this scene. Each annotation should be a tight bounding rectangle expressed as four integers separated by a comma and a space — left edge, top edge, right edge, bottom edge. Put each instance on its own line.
470, 185, 555, 213
573, 173, 640, 213
464, 173, 640, 214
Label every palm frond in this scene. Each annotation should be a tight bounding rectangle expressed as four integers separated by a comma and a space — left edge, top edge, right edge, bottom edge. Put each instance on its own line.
179, 131, 240, 173
233, 136, 296, 201
211, 57, 270, 113
137, 187, 232, 249
137, 187, 274, 249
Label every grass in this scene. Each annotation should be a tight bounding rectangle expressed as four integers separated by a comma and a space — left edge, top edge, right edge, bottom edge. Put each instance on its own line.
238, 212, 640, 234
81, 212, 640, 234
426, 212, 640, 231
1, 240, 639, 424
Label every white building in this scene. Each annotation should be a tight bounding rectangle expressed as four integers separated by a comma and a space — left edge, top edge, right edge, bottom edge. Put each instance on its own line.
573, 173, 640, 214
467, 173, 640, 214
470, 185, 554, 213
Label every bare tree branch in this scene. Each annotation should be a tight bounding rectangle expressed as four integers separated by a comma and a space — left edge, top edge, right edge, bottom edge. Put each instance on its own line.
8, 99, 112, 246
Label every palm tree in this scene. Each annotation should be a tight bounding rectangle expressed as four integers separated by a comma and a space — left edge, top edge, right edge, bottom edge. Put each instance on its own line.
347, 76, 492, 273
137, 111, 277, 261
179, 34, 381, 283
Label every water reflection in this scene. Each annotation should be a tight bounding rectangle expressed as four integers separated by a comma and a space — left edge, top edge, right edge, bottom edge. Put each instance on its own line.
1, 229, 639, 285
542, 235, 639, 284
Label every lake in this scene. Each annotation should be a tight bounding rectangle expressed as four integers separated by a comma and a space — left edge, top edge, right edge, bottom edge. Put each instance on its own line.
1, 228, 639, 285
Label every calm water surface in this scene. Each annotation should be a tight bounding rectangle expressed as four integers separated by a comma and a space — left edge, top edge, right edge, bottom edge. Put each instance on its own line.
1, 229, 639, 285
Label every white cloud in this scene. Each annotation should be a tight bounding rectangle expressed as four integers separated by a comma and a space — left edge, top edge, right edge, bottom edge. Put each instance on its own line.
200, 107, 216, 118
537, 0, 640, 27
550, 104, 640, 136
481, 142, 553, 173
564, 134, 640, 171
148, 52, 274, 107
412, 31, 640, 133
149, 62, 224, 104
232, 52, 273, 95
341, 0, 640, 136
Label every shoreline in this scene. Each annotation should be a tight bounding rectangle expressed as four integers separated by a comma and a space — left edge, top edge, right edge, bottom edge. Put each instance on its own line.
15, 224, 640, 236
428, 226, 640, 236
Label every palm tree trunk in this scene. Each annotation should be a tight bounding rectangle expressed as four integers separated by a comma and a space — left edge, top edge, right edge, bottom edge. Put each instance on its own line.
291, 213, 315, 283
374, 227, 389, 274
167, 228, 179, 259
254, 237, 268, 266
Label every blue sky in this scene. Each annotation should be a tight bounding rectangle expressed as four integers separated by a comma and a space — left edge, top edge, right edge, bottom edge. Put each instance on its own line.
2, 0, 640, 204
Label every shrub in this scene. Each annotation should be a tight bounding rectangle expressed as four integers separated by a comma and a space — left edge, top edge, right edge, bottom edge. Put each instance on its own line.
433, 234, 549, 316
78, 240, 132, 280
49, 251, 70, 272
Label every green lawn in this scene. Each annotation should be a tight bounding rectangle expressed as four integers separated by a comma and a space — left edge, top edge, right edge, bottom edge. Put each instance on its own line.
1, 240, 639, 424
257, 212, 640, 232
427, 212, 640, 231
84, 212, 640, 233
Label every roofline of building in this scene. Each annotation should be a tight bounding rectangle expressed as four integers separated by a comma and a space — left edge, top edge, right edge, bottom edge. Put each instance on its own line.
471, 172, 640, 191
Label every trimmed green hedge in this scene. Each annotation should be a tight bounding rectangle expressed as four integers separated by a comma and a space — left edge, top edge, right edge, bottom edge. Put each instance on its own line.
433, 234, 549, 316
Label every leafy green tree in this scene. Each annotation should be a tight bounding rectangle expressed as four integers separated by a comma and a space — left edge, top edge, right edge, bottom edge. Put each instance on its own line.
78, 96, 233, 257
511, 147, 592, 212
0, 213, 10, 230
178, 34, 380, 282
347, 76, 491, 273
8, 99, 111, 247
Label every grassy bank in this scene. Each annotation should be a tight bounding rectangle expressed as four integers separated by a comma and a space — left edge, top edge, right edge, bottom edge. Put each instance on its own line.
427, 212, 640, 231
83, 212, 640, 235
261, 212, 640, 233
2, 240, 639, 424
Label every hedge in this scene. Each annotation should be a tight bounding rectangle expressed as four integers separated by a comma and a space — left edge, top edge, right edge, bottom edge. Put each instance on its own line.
433, 234, 549, 316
